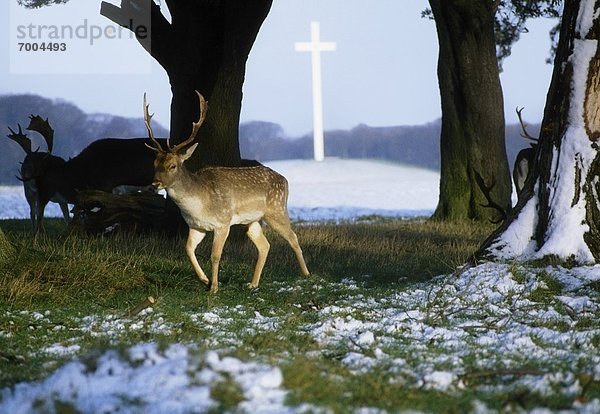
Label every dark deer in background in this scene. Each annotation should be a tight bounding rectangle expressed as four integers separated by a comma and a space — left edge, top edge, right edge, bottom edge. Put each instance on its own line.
144, 92, 310, 293
8, 116, 70, 234
474, 108, 540, 223
514, 107, 539, 198
7, 116, 166, 235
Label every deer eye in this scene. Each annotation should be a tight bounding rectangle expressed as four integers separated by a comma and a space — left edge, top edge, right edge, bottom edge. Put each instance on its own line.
169, 164, 176, 171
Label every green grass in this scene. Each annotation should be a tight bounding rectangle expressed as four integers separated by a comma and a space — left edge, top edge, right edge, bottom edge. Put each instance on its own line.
0, 217, 489, 307
2, 217, 598, 412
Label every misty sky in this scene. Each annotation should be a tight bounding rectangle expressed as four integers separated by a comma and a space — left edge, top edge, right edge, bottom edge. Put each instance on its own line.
1, 0, 557, 137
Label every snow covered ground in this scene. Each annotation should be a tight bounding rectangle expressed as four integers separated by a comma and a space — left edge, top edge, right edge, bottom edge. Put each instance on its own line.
0, 158, 439, 221
268, 159, 439, 220
1, 159, 600, 412
2, 264, 600, 413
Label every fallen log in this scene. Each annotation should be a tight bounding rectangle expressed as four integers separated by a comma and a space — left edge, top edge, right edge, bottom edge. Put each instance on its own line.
70, 189, 166, 234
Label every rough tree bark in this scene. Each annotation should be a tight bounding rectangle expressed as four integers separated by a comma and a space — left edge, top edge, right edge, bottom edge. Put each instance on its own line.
101, 0, 272, 168
479, 0, 600, 263
429, 0, 512, 222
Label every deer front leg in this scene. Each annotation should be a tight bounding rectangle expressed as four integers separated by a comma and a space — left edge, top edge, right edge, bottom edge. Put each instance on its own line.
210, 226, 231, 293
246, 221, 270, 289
186, 228, 209, 286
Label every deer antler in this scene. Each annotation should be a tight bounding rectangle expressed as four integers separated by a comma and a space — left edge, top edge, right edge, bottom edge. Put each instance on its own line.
143, 93, 164, 153
516, 107, 538, 142
27, 115, 54, 153
171, 90, 208, 152
474, 170, 507, 225
7, 124, 32, 154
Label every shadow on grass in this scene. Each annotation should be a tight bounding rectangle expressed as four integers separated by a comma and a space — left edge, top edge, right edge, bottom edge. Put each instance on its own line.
0, 217, 494, 306
258, 218, 494, 288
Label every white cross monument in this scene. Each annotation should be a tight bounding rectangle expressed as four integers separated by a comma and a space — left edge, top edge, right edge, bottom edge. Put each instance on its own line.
295, 21, 336, 162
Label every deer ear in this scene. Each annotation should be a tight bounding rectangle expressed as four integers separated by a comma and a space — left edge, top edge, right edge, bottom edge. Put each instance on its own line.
180, 143, 198, 161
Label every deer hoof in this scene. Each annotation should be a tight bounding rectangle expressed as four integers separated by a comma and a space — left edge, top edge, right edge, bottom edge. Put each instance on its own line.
247, 282, 259, 289
209, 285, 219, 294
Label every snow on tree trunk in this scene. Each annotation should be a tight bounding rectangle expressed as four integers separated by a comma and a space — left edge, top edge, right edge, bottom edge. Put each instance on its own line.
481, 0, 600, 263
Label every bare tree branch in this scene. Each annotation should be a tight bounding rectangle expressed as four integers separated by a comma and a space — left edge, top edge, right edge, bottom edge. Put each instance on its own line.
100, 0, 173, 69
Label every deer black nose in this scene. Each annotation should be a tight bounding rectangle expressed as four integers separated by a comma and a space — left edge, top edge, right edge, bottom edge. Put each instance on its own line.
152, 181, 162, 190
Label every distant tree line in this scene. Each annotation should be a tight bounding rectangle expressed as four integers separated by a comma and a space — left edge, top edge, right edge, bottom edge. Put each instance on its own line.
0, 94, 167, 185
242, 121, 535, 169
1, 94, 535, 185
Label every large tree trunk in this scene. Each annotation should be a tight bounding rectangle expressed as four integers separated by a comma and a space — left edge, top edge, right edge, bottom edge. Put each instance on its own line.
101, 0, 271, 234
429, 0, 512, 222
479, 0, 600, 263
165, 1, 272, 168
101, 0, 272, 168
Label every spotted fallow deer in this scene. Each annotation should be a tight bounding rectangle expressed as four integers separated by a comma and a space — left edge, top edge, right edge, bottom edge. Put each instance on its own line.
143, 91, 310, 292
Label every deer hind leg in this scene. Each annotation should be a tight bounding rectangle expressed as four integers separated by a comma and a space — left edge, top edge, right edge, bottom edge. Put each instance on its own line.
246, 221, 270, 289
210, 226, 231, 293
265, 216, 310, 277
59, 202, 70, 223
186, 228, 209, 286
34, 201, 47, 237
24, 184, 37, 231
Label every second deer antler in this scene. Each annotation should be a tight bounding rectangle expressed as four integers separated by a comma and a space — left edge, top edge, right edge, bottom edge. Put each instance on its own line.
7, 124, 32, 154
474, 170, 507, 224
27, 115, 55, 153
516, 107, 538, 141
170, 91, 208, 152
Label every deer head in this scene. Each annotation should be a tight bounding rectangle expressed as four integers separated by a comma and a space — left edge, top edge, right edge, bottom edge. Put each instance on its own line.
8, 123, 43, 182
7, 115, 56, 181
144, 91, 207, 190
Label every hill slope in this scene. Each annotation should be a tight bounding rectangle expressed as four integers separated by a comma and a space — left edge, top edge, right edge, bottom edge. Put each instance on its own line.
1, 159, 440, 220
1, 94, 538, 185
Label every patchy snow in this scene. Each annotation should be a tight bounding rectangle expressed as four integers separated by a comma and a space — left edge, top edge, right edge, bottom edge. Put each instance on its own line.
421, 371, 460, 392
1, 158, 600, 412
1, 262, 599, 412
0, 343, 291, 414
304, 263, 600, 378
